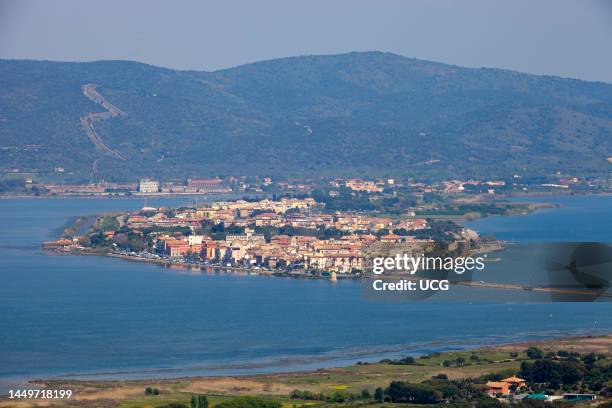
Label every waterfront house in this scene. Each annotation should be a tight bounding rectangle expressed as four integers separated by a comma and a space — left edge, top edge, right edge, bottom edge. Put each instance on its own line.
42, 238, 74, 250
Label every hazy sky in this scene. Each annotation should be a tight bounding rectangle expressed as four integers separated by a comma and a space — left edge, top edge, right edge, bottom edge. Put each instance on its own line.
1, 0, 611, 82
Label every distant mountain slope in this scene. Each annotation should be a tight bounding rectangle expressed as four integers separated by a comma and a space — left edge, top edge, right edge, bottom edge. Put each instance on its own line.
1, 52, 611, 181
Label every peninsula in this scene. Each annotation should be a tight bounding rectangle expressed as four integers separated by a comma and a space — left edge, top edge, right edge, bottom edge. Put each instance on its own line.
42, 176, 527, 279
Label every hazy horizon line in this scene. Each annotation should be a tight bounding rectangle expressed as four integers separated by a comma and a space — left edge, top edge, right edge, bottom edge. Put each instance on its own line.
2, 50, 611, 85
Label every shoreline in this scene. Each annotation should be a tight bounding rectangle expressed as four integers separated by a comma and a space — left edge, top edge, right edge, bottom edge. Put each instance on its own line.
0, 192, 252, 200
60, 250, 360, 280
55, 249, 612, 299
54, 242, 509, 282
42, 191, 611, 295
28, 332, 612, 383
0, 189, 612, 199
2, 333, 609, 406
3, 190, 612, 200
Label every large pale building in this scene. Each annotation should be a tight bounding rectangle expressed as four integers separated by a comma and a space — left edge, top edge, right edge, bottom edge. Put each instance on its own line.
138, 179, 159, 193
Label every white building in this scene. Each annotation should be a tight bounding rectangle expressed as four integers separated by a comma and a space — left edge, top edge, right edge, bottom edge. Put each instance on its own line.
138, 179, 159, 193
188, 235, 204, 246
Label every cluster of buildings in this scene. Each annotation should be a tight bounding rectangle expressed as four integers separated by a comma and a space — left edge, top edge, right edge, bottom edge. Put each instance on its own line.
40, 178, 234, 196
328, 177, 514, 196
151, 229, 432, 274
21, 172, 597, 199
44, 182, 137, 195
485, 376, 597, 403
338, 178, 387, 192
121, 197, 437, 273
155, 229, 355, 272
442, 179, 506, 194
137, 178, 232, 194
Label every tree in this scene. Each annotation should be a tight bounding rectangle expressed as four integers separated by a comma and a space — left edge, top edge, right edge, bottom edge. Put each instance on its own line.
89, 232, 107, 247
144, 387, 159, 395
520, 360, 584, 389
457, 378, 476, 400
386, 381, 443, 404
128, 236, 146, 252
374, 387, 384, 402
582, 353, 597, 366
476, 396, 503, 408
215, 396, 281, 408
198, 395, 209, 408
423, 379, 460, 399
191, 395, 209, 408
526, 347, 543, 359
98, 216, 119, 232
112, 233, 130, 249
329, 391, 352, 402
390, 356, 416, 365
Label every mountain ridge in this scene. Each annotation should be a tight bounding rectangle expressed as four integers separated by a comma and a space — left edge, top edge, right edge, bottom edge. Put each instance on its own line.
1, 51, 611, 181
9, 50, 611, 85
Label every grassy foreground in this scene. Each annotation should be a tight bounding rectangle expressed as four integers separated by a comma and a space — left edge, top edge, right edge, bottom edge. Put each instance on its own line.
1, 335, 610, 408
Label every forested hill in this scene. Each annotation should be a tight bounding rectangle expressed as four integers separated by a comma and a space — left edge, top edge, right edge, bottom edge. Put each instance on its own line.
1, 51, 611, 181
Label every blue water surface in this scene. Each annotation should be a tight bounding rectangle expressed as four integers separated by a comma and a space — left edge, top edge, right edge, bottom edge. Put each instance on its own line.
0, 196, 610, 390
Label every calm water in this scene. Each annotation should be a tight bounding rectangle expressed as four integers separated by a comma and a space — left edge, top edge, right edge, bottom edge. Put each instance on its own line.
0, 196, 611, 390
466, 194, 612, 242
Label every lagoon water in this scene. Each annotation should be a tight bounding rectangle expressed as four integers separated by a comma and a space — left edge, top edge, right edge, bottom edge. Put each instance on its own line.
0, 195, 611, 390
466, 195, 612, 242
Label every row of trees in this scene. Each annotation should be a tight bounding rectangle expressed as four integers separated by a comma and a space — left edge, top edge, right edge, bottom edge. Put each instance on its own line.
520, 349, 610, 392
191, 395, 208, 408
383, 381, 447, 404
290, 389, 371, 403
156, 395, 279, 408
215, 397, 280, 408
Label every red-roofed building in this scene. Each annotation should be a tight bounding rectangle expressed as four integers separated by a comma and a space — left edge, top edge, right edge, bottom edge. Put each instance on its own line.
486, 381, 510, 396
380, 233, 402, 242
162, 239, 202, 257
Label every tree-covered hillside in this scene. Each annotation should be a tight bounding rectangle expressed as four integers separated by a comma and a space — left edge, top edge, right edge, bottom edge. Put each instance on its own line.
1, 52, 611, 181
